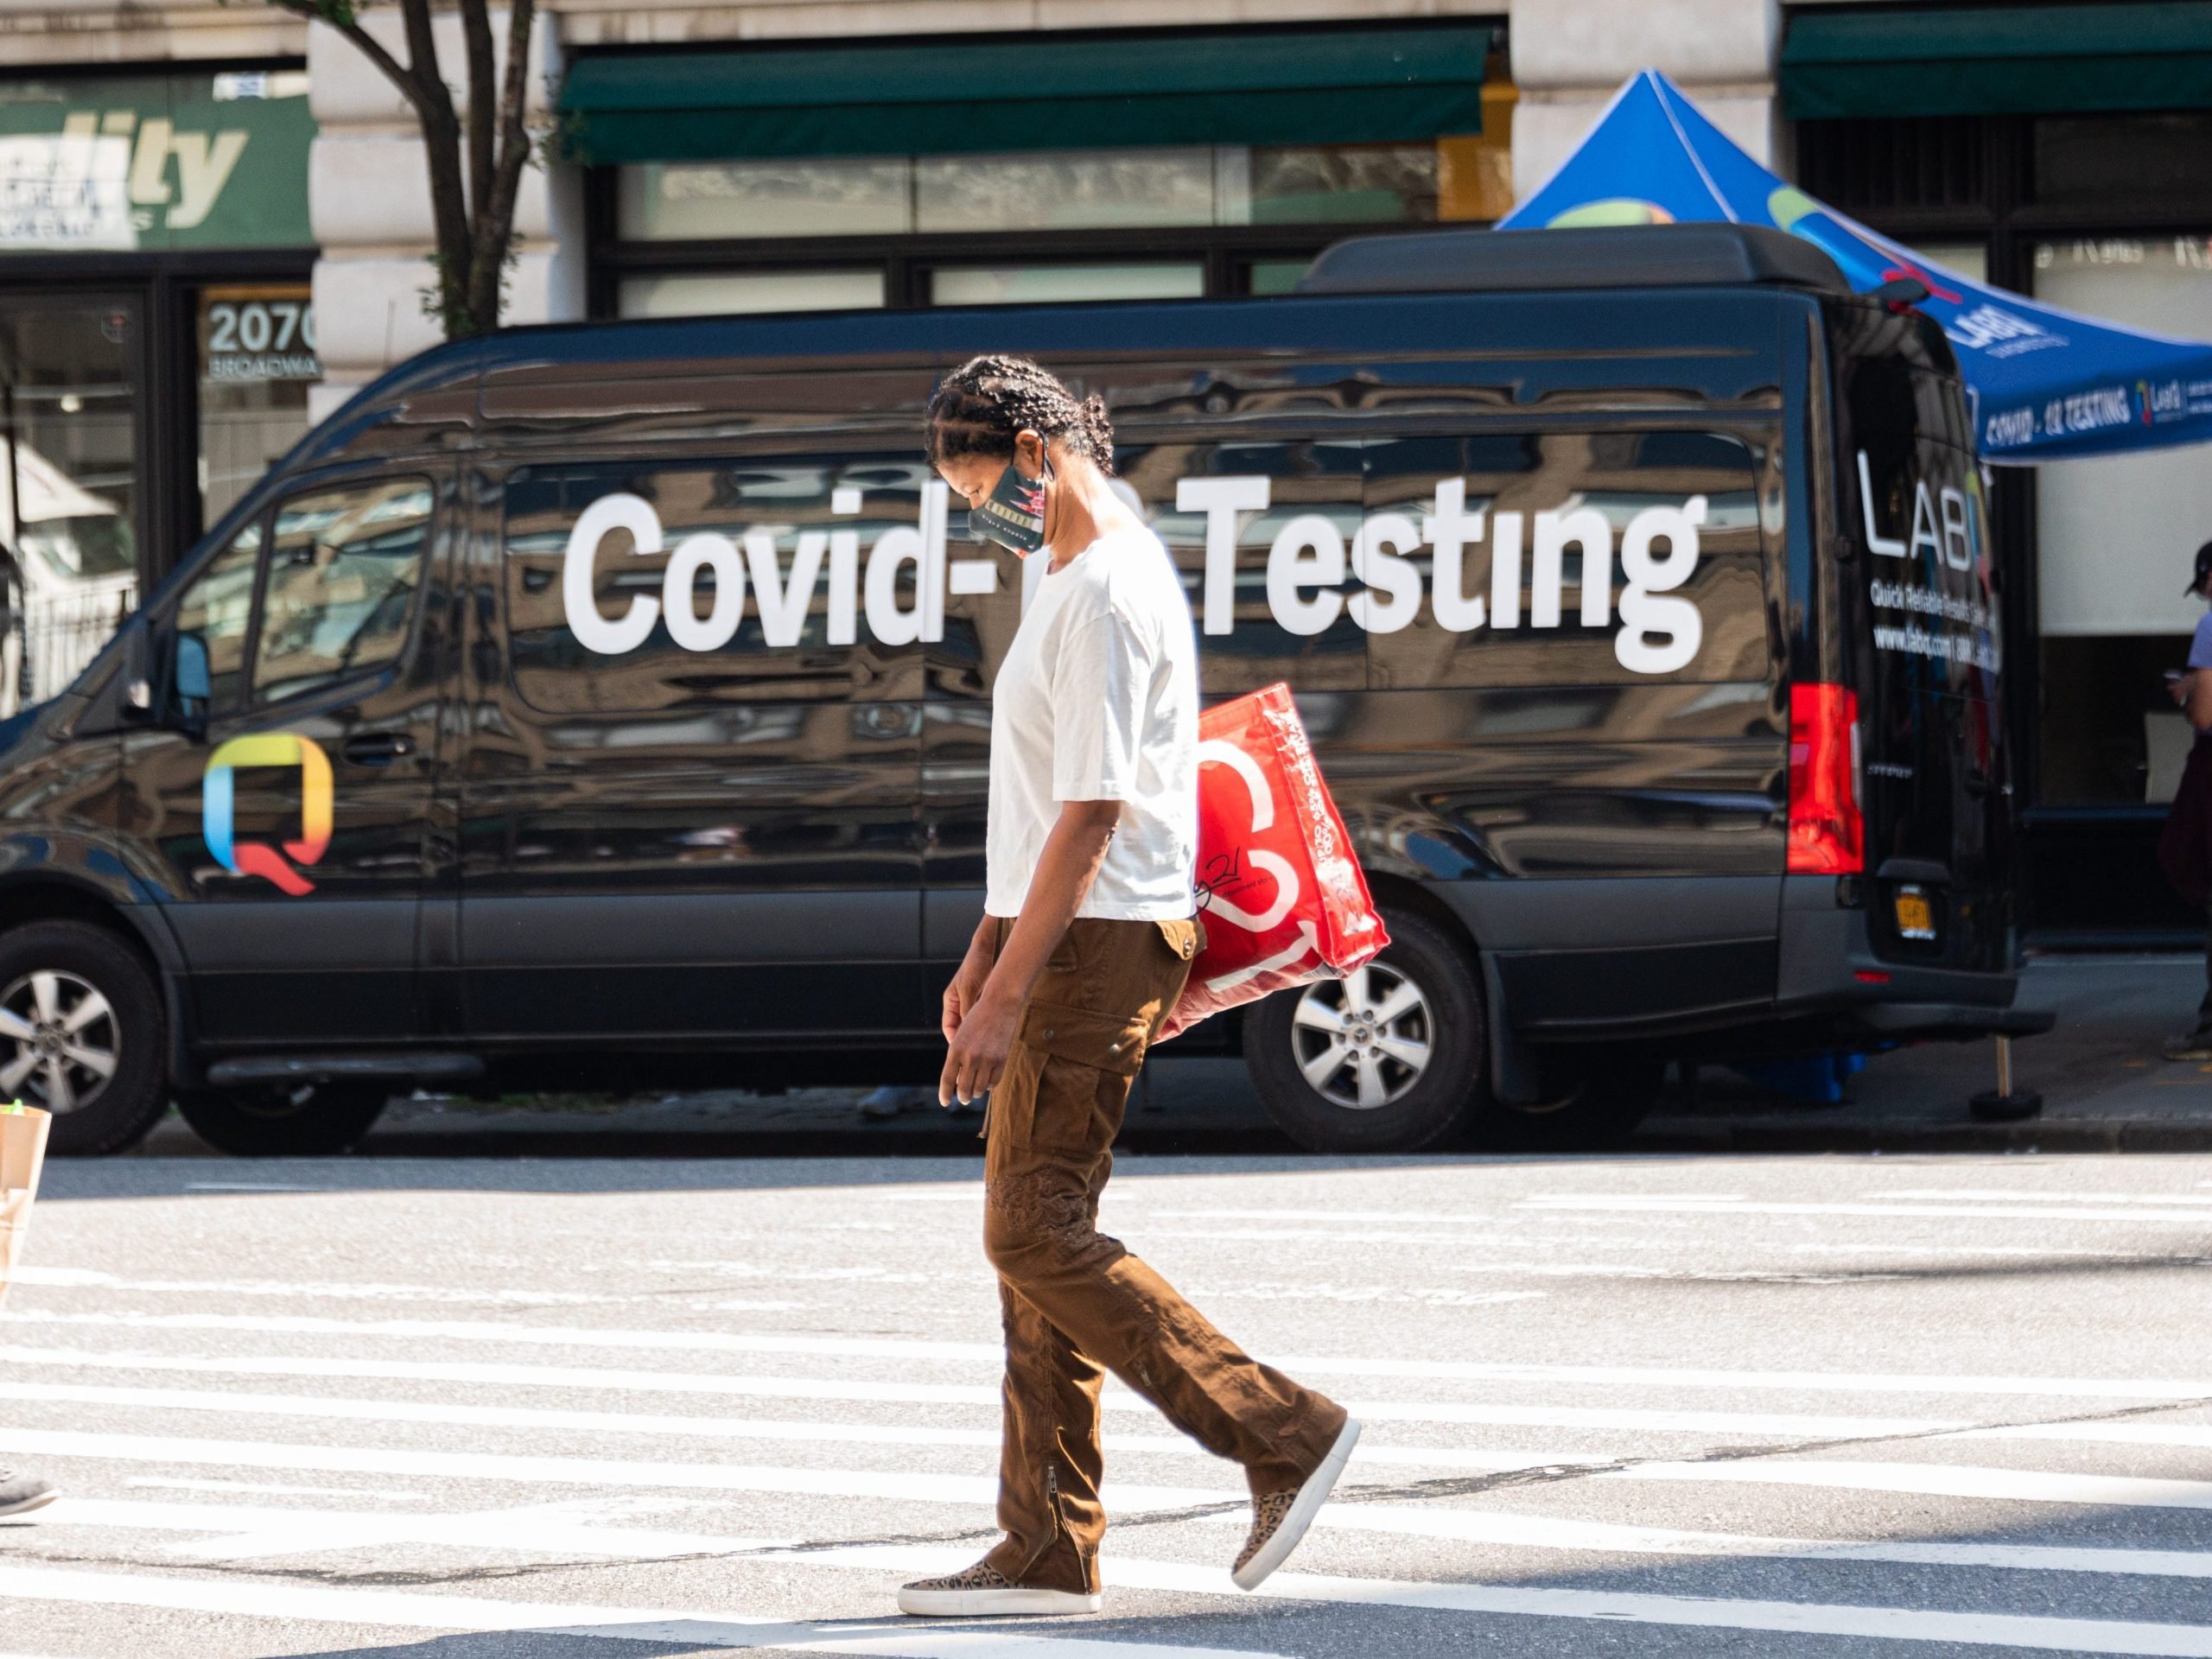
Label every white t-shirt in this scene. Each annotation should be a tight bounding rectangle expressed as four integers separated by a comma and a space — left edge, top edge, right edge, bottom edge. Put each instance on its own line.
985, 523, 1198, 921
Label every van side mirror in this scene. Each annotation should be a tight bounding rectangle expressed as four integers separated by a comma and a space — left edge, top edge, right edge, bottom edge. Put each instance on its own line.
170, 632, 212, 741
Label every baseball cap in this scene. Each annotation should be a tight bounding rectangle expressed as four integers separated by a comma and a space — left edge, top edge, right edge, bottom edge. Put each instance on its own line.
2190, 541, 2212, 594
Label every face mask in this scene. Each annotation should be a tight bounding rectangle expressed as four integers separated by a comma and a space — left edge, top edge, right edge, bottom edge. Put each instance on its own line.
969, 454, 1052, 554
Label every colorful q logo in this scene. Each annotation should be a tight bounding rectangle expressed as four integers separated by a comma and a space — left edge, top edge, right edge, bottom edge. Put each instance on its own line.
205, 734, 333, 897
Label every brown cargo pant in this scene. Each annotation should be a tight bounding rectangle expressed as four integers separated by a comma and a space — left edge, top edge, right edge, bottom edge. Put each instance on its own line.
976, 914, 1349, 1595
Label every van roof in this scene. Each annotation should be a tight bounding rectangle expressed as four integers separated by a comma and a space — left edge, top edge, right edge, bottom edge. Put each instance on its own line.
1300, 224, 1851, 297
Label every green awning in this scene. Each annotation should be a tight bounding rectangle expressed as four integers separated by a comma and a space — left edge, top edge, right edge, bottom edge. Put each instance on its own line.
1783, 3, 2212, 120
561, 25, 1491, 164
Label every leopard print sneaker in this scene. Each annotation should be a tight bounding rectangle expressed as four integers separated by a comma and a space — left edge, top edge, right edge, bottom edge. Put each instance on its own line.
897, 1558, 1102, 1617
1230, 1415, 1362, 1591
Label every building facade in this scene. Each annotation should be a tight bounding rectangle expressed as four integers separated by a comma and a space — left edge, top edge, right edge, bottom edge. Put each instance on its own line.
0, 0, 2203, 938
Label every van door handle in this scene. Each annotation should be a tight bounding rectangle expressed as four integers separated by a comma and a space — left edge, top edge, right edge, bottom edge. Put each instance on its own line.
341, 732, 416, 767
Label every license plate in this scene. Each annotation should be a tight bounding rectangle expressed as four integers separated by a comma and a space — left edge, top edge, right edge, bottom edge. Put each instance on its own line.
1894, 887, 1936, 941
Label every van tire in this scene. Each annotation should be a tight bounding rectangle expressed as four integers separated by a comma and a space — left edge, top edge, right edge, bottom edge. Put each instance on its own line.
1243, 908, 1484, 1154
1470, 1061, 1662, 1151
0, 921, 168, 1157
175, 1081, 390, 1157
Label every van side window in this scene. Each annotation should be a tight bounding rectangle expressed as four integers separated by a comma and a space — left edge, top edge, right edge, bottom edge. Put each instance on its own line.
251, 479, 434, 705
1364, 430, 1767, 689
172, 519, 263, 713
502, 457, 925, 712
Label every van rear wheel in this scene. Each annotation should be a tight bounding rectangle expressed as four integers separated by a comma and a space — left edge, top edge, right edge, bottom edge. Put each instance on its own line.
1243, 909, 1484, 1153
175, 1081, 390, 1157
0, 921, 168, 1157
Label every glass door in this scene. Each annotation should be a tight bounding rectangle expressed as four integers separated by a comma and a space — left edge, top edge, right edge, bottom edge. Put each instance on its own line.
0, 294, 144, 710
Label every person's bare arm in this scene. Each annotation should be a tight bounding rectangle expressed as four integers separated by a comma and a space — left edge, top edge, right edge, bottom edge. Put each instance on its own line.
939, 798, 1120, 1106
2186, 671, 2212, 731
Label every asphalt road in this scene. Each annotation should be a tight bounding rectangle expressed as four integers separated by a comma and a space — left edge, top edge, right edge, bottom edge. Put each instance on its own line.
4, 1151, 2212, 1657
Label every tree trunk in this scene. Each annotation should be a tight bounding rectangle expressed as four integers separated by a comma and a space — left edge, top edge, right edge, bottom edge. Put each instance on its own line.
274, 0, 539, 341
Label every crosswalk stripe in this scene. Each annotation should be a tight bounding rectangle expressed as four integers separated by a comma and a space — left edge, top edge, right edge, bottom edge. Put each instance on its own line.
10, 1308, 2205, 1399
0, 1380, 1613, 1475
8, 1554, 2212, 1657
38, 1493, 2212, 1582
0, 1564, 1272, 1659
1606, 1459, 2212, 1510
798, 1545, 2212, 1656
0, 1425, 1221, 1510
19, 1424, 2212, 1537
0, 1345, 1970, 1438
1516, 1196, 2212, 1224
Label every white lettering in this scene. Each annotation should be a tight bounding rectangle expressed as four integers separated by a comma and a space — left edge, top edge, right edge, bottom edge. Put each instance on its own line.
864, 526, 927, 647
1421, 480, 1487, 633
563, 493, 662, 655
1910, 480, 1942, 563
1177, 476, 1270, 636
1267, 514, 1345, 638
663, 532, 745, 652
1615, 496, 1705, 675
1348, 512, 1421, 634
555, 477, 1729, 677
748, 529, 825, 647
1857, 451, 1907, 558
1491, 511, 1525, 630
1939, 486, 1973, 572
1533, 506, 1612, 629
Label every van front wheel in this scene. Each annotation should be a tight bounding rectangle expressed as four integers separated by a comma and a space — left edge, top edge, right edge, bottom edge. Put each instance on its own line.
0, 921, 168, 1157
1243, 909, 1484, 1153
175, 1081, 390, 1157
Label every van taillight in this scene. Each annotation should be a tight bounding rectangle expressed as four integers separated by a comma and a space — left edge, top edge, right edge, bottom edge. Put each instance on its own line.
1788, 683, 1863, 875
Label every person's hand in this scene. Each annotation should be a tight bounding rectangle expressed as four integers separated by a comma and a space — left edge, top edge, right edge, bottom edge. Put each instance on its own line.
941, 985, 1020, 1107
941, 935, 996, 1045
2174, 672, 2195, 708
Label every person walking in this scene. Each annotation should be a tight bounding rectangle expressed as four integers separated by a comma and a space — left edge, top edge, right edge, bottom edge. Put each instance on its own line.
898, 357, 1358, 1617
2162, 541, 2212, 1059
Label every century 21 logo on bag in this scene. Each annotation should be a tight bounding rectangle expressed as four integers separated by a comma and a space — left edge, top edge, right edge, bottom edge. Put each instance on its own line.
564, 478, 1710, 676
204, 733, 333, 896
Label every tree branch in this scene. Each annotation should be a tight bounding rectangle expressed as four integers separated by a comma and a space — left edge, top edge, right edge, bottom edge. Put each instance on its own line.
396, 0, 475, 330
263, 0, 432, 127
464, 0, 537, 327
461, 0, 496, 235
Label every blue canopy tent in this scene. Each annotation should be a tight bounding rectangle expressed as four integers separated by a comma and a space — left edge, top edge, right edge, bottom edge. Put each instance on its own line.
1500, 69, 2212, 463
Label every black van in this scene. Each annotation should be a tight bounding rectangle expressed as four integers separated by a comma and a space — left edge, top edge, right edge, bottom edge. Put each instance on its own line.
0, 224, 2042, 1157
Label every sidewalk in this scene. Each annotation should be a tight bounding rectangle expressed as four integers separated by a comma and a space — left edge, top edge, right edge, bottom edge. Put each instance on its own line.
1637, 952, 2212, 1152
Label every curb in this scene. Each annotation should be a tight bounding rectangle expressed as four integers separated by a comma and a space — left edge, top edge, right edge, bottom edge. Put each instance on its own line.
1632, 1116, 2212, 1154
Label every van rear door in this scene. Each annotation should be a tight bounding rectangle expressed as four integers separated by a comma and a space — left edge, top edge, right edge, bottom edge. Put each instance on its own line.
1833, 311, 2010, 973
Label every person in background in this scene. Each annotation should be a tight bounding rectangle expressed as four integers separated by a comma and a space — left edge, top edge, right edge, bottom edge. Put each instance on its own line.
860, 1084, 977, 1121
2159, 541, 2212, 1059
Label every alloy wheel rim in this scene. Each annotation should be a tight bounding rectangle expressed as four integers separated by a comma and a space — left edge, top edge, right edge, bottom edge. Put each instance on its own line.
0, 969, 118, 1116
1289, 962, 1433, 1111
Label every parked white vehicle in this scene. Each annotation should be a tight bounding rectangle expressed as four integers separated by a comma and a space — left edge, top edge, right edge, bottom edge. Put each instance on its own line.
0, 436, 137, 714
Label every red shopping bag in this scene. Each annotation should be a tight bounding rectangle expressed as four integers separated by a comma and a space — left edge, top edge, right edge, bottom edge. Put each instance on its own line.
1158, 683, 1388, 1041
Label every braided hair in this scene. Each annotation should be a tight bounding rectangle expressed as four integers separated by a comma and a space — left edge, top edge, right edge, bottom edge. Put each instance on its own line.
925, 354, 1116, 477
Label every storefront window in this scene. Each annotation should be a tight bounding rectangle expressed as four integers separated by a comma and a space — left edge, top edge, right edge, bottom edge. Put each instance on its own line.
619, 141, 1474, 248
0, 297, 142, 709
2032, 237, 2212, 803
617, 270, 887, 320
198, 284, 319, 527
2034, 115, 2212, 208
617, 158, 912, 241
929, 264, 1205, 307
